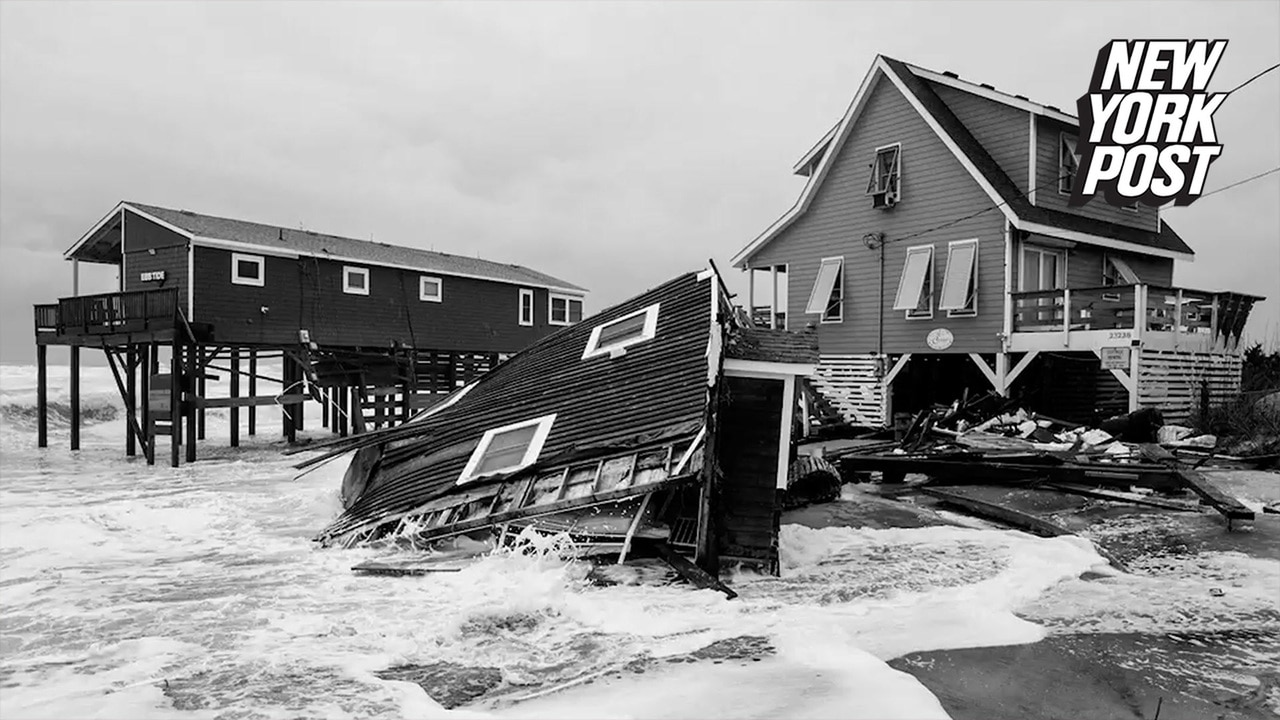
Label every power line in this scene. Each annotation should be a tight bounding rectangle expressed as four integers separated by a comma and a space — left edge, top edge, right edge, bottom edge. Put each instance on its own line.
1196, 166, 1280, 200
1225, 63, 1280, 96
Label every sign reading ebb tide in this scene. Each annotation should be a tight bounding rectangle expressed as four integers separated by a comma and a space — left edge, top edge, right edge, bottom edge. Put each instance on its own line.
1071, 40, 1228, 209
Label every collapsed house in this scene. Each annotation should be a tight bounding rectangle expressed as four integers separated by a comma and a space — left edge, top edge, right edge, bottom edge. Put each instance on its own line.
307, 269, 818, 578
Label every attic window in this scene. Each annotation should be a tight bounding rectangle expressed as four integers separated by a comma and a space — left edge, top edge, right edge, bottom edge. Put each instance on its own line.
519, 288, 535, 326
343, 266, 370, 295
549, 294, 584, 326
583, 303, 660, 360
419, 276, 443, 302
894, 245, 934, 319
231, 253, 264, 287
458, 413, 557, 485
804, 257, 844, 323
866, 144, 902, 202
940, 239, 978, 317
1059, 133, 1080, 193
1103, 255, 1141, 286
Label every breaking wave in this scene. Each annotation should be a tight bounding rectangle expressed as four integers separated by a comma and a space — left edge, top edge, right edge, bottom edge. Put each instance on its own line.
0, 398, 120, 430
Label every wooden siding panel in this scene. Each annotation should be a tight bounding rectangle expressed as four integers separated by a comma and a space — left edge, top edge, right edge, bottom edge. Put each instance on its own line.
931, 83, 1030, 195
749, 77, 1006, 355
191, 246, 559, 350
718, 376, 783, 564
123, 246, 189, 313
1034, 117, 1158, 231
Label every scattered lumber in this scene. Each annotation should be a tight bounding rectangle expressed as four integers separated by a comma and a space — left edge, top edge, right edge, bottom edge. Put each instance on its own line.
1173, 468, 1255, 525
1043, 483, 1203, 512
653, 542, 737, 599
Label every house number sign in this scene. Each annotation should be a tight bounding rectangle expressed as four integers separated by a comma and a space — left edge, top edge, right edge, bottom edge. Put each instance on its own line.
140, 270, 166, 282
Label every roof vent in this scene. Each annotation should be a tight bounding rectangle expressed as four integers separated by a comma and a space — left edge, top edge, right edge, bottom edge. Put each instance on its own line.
1046, 105, 1061, 112
1014, 94, 1029, 101
943, 71, 959, 79
980, 83, 995, 90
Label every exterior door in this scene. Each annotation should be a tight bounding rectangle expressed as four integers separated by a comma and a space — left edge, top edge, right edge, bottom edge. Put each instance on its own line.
1021, 245, 1067, 329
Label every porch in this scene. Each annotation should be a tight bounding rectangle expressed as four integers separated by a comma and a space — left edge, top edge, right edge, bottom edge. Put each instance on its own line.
34, 287, 187, 346
1008, 284, 1260, 354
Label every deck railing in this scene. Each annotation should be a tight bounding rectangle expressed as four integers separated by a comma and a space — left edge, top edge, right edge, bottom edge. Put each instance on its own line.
1010, 284, 1257, 351
34, 288, 179, 338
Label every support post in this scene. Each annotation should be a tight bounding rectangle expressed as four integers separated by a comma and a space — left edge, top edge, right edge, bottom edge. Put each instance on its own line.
293, 357, 305, 433
171, 338, 181, 468
248, 349, 257, 436
321, 387, 330, 429
351, 384, 367, 435
196, 373, 206, 441
142, 344, 154, 465
283, 358, 296, 444
230, 348, 240, 448
69, 346, 80, 451
36, 344, 48, 448
337, 384, 349, 438
769, 266, 779, 329
125, 345, 137, 457
185, 343, 197, 463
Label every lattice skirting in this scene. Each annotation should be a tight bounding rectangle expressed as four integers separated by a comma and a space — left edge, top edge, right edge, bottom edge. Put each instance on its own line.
1137, 349, 1243, 424
809, 354, 889, 427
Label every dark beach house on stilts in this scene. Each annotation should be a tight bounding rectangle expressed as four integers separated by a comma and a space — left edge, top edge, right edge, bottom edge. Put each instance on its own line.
32, 201, 586, 467
307, 268, 818, 579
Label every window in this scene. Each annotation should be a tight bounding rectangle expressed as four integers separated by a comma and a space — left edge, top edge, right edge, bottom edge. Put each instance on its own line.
1020, 245, 1066, 292
231, 253, 265, 287
866, 144, 902, 197
549, 294, 584, 326
582, 303, 660, 360
458, 413, 556, 485
343, 266, 370, 295
1102, 255, 1140, 286
940, 240, 979, 317
1059, 133, 1080, 193
804, 257, 844, 323
518, 288, 535, 326
419, 276, 443, 302
894, 245, 934, 319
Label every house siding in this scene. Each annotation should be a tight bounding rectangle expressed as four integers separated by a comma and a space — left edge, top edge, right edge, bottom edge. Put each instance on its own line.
1018, 233, 1174, 290
748, 76, 1006, 355
121, 210, 190, 311
1034, 116, 1159, 231
191, 246, 562, 350
930, 82, 1030, 196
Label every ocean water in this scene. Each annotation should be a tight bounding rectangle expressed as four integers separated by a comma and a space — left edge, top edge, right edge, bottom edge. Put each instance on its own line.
1, 363, 1278, 719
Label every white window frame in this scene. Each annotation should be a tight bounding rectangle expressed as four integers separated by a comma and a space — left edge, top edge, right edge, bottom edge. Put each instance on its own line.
457, 413, 557, 485
419, 275, 443, 302
231, 253, 265, 287
804, 256, 844, 324
518, 288, 535, 326
941, 239, 979, 318
549, 293, 583, 326
866, 142, 903, 198
895, 244, 935, 320
1102, 254, 1141, 286
582, 303, 660, 360
1059, 133, 1079, 194
342, 266, 370, 296
1018, 243, 1068, 291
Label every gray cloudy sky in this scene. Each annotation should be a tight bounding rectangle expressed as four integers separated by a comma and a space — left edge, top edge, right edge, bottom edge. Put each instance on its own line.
2, 1, 1278, 365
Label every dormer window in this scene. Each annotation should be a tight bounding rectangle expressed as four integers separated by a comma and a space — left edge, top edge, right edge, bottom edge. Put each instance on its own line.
582, 303, 659, 360
1059, 133, 1080, 193
343, 266, 370, 295
458, 413, 556, 485
231, 253, 265, 287
866, 144, 902, 207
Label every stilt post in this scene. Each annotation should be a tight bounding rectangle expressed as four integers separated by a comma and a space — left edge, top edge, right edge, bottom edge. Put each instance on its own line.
125, 345, 137, 456
142, 344, 154, 465
185, 342, 198, 463
69, 346, 81, 451
170, 338, 181, 468
248, 349, 257, 436
36, 344, 48, 448
230, 348, 240, 448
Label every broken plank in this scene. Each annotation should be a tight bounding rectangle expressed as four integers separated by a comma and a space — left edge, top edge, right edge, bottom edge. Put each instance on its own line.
653, 542, 737, 599
1043, 483, 1203, 512
1174, 469, 1255, 523
197, 394, 310, 408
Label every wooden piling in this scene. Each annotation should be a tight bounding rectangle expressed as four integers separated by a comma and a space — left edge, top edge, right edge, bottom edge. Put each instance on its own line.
338, 384, 349, 438
351, 384, 367, 435
230, 348, 240, 448
69, 346, 80, 451
141, 344, 154, 465
170, 339, 181, 468
283, 359, 297, 444
125, 345, 137, 457
248, 349, 257, 436
37, 344, 48, 449
185, 343, 198, 463
321, 387, 330, 429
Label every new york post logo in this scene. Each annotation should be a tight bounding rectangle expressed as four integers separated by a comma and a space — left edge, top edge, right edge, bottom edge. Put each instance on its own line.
1070, 40, 1227, 208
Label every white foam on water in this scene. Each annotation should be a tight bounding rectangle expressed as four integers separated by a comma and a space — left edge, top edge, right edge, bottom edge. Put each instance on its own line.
3, 364, 1278, 719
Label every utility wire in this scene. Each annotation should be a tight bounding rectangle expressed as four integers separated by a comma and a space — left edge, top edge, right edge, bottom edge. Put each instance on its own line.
1223, 63, 1279, 97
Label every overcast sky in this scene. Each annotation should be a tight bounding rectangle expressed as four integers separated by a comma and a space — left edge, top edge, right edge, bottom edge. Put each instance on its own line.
2, 0, 1277, 365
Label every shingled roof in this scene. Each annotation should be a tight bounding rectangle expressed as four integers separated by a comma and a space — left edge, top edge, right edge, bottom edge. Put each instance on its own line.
73, 201, 586, 293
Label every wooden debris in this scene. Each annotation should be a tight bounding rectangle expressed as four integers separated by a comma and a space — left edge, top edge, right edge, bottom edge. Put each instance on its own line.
1173, 468, 1255, 525
1043, 483, 1203, 512
653, 542, 738, 599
